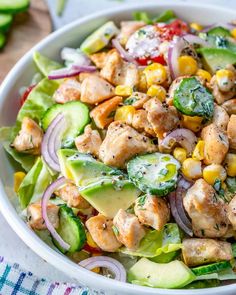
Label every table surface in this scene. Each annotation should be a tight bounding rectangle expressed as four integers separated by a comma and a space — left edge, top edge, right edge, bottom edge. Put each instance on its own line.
1, 0, 236, 286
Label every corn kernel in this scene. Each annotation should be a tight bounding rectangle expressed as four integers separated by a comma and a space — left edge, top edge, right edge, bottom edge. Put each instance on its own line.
192, 140, 205, 161
138, 70, 147, 92
225, 153, 236, 177
114, 105, 136, 124
147, 85, 166, 101
182, 115, 203, 132
231, 28, 236, 39
190, 22, 203, 31
91, 253, 101, 273
203, 164, 227, 185
196, 69, 212, 83
216, 69, 235, 92
182, 158, 202, 180
86, 232, 99, 249
178, 56, 198, 76
14, 172, 26, 193
173, 147, 187, 163
144, 63, 167, 86
115, 85, 133, 97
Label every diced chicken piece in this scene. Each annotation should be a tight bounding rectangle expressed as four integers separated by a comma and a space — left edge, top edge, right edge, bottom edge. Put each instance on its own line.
90, 96, 123, 129
53, 78, 81, 104
201, 123, 229, 165
144, 98, 180, 139
12, 117, 43, 155
75, 125, 102, 157
227, 195, 236, 230
113, 209, 146, 250
86, 215, 122, 252
80, 76, 115, 104
132, 109, 155, 137
213, 105, 229, 130
78, 72, 99, 82
90, 52, 109, 69
55, 183, 90, 209
129, 92, 151, 109
222, 99, 236, 115
118, 21, 145, 45
100, 49, 139, 87
134, 195, 170, 230
182, 238, 233, 267
209, 75, 235, 105
27, 202, 59, 230
183, 179, 229, 238
99, 121, 157, 168
227, 115, 236, 150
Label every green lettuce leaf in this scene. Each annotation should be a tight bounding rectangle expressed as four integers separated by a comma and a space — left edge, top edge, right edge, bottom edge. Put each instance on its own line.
33, 51, 62, 76
18, 157, 54, 208
120, 223, 182, 260
16, 78, 59, 128
0, 127, 35, 172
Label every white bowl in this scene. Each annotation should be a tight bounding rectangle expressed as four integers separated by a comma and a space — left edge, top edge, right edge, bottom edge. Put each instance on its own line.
0, 2, 236, 294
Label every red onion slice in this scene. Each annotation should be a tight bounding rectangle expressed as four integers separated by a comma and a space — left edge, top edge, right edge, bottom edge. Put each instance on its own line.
79, 256, 126, 282
41, 113, 66, 172
61, 47, 91, 66
183, 34, 209, 47
48, 65, 96, 80
112, 39, 138, 65
168, 37, 186, 79
160, 128, 197, 156
169, 191, 193, 237
41, 177, 70, 251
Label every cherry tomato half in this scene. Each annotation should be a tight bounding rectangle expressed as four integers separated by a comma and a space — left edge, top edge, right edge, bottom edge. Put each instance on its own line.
156, 19, 189, 41
136, 54, 166, 66
20, 84, 36, 106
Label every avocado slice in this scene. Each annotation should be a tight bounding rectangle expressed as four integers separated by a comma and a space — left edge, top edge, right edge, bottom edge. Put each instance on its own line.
197, 48, 236, 74
58, 149, 140, 217
207, 26, 231, 37
80, 21, 119, 54
80, 178, 139, 218
128, 258, 196, 288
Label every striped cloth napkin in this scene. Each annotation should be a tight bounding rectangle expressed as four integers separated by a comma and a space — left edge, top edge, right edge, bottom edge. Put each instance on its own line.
0, 257, 104, 295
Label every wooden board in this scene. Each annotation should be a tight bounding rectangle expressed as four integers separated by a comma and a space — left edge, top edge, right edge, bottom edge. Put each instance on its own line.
0, 0, 52, 82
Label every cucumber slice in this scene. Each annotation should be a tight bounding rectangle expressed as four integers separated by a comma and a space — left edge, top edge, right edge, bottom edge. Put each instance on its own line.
0, 0, 30, 13
0, 13, 13, 33
191, 261, 232, 276
0, 32, 6, 49
197, 48, 236, 74
127, 152, 181, 196
41, 101, 90, 147
80, 21, 119, 54
54, 204, 86, 253
173, 77, 214, 119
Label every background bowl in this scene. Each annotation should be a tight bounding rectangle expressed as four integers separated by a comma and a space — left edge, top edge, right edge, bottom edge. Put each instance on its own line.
0, 2, 236, 295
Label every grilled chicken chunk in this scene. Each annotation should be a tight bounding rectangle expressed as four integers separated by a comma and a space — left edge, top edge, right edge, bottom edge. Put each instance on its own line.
227, 195, 236, 230
55, 183, 90, 209
134, 195, 170, 230
213, 105, 229, 130
80, 75, 115, 104
183, 179, 229, 238
182, 238, 233, 267
27, 202, 59, 230
99, 121, 157, 168
86, 215, 122, 252
12, 117, 43, 155
75, 125, 102, 157
144, 98, 180, 139
132, 109, 155, 137
100, 49, 139, 87
201, 123, 229, 165
113, 209, 146, 250
53, 78, 81, 104
227, 115, 236, 150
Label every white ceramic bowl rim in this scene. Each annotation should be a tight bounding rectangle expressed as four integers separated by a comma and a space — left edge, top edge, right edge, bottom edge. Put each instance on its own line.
0, 2, 236, 294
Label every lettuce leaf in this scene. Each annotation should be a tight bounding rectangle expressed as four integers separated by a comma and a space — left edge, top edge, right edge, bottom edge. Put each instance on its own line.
33, 51, 62, 76
120, 223, 181, 260
0, 127, 35, 172
18, 157, 53, 208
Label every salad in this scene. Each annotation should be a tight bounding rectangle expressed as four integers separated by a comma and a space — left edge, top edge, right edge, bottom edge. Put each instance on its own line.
1, 9, 236, 290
